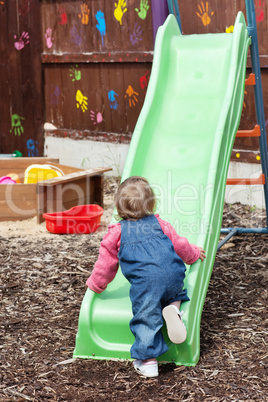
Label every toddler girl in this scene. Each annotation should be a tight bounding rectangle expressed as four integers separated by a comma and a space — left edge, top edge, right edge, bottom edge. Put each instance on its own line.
87, 176, 206, 377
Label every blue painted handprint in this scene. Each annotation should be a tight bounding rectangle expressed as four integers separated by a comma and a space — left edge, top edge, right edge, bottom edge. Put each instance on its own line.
108, 90, 119, 110
27, 138, 39, 157
95, 10, 106, 46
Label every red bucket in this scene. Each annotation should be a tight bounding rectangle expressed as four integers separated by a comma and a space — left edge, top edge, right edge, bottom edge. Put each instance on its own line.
43, 204, 103, 234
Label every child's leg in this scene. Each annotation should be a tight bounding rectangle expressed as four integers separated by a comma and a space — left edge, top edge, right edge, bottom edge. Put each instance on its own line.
162, 301, 187, 344
129, 291, 165, 378
129, 295, 168, 360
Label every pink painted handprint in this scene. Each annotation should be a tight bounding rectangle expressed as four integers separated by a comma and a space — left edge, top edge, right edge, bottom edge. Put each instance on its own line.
90, 110, 103, 125
14, 32, 30, 50
45, 28, 54, 49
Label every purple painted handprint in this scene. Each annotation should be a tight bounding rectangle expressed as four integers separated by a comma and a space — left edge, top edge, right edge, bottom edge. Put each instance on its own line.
50, 86, 60, 106
130, 23, 142, 45
14, 32, 30, 50
70, 25, 82, 46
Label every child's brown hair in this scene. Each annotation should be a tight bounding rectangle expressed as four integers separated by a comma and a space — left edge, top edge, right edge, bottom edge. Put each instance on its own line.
115, 176, 156, 220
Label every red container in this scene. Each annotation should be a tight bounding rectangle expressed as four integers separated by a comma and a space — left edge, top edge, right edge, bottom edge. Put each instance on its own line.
43, 204, 103, 234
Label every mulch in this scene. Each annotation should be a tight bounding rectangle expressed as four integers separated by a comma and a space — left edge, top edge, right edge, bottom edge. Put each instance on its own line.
0, 178, 267, 401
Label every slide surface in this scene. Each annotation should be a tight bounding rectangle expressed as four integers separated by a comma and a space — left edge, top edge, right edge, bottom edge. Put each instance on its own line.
74, 13, 250, 366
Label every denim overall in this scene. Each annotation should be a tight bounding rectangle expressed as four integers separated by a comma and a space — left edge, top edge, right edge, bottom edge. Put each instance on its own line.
118, 215, 189, 360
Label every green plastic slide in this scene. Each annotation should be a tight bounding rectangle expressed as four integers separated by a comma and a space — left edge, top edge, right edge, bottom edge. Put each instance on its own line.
74, 13, 250, 366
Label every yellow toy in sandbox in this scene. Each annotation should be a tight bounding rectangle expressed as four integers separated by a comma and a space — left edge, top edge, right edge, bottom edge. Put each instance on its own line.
23, 164, 64, 184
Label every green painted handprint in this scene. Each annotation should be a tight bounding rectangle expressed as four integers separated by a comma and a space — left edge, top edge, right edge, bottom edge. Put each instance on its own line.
69, 65, 81, 82
10, 114, 25, 136
135, 0, 150, 20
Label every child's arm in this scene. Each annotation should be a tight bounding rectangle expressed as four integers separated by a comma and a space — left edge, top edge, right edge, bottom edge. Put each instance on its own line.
157, 216, 205, 265
86, 224, 121, 293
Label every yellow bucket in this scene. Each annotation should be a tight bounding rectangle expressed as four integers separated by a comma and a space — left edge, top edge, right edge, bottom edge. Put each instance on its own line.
24, 164, 63, 184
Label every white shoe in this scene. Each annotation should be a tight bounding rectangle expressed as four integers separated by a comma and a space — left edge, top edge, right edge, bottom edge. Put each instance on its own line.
133, 360, 158, 377
162, 305, 187, 344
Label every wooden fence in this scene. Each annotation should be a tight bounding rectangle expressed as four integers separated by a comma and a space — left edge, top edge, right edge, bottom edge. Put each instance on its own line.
1, 0, 268, 165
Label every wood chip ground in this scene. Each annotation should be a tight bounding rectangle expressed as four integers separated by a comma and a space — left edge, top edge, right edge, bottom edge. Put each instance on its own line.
0, 178, 267, 401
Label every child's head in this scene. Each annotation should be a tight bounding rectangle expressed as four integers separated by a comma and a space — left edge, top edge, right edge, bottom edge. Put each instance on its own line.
115, 176, 156, 220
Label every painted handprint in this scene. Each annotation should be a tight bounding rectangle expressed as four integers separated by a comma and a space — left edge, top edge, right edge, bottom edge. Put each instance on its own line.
90, 110, 103, 125
95, 10, 106, 46
139, 70, 150, 90
50, 86, 60, 105
58, 5, 67, 25
196, 2, 214, 26
255, 0, 265, 22
76, 90, 88, 112
70, 25, 82, 46
10, 114, 25, 136
125, 85, 139, 107
135, 0, 150, 20
130, 23, 142, 45
19, 0, 35, 17
45, 28, 54, 49
27, 139, 39, 157
79, 3, 90, 25
108, 90, 119, 110
226, 25, 234, 33
114, 0, 127, 25
69, 65, 81, 81
14, 32, 30, 50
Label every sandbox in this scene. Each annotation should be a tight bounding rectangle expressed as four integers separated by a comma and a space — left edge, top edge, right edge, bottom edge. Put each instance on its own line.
0, 157, 110, 223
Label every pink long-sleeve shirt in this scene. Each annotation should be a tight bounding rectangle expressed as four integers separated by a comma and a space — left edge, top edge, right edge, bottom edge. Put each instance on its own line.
87, 214, 200, 293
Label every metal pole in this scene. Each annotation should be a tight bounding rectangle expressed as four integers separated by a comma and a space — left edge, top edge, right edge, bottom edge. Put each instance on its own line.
166, 0, 182, 32
245, 0, 268, 228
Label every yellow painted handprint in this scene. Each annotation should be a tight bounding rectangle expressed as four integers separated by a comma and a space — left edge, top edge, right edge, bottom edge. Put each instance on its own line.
79, 3, 90, 25
76, 90, 88, 112
125, 85, 139, 107
196, 2, 214, 26
226, 25, 234, 33
114, 0, 127, 25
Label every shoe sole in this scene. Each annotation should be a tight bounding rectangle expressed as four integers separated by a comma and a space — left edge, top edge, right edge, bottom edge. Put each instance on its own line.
134, 366, 158, 378
162, 305, 187, 344
133, 360, 158, 377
